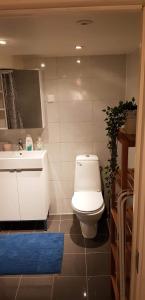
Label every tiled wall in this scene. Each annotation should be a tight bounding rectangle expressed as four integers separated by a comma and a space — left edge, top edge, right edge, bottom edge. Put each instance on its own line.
0, 55, 126, 214
41, 55, 125, 214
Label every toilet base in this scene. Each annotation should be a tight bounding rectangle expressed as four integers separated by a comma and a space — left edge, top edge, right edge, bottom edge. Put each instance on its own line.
80, 221, 97, 239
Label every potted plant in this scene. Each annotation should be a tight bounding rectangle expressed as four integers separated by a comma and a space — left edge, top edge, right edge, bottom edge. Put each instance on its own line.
103, 97, 137, 194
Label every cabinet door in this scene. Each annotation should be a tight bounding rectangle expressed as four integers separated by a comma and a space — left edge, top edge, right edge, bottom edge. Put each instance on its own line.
0, 171, 20, 220
13, 70, 42, 129
17, 170, 46, 220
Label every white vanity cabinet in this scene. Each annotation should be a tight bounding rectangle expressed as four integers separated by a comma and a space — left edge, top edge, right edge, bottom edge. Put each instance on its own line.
0, 150, 49, 222
17, 169, 48, 220
0, 171, 20, 220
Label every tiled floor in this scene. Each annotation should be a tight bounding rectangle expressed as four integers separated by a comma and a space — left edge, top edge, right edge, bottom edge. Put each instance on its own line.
0, 214, 111, 300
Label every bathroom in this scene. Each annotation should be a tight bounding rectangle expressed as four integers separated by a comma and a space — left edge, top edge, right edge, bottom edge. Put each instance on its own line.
0, 6, 142, 300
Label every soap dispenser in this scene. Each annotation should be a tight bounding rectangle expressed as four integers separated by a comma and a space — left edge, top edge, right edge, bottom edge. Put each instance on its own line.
26, 134, 33, 151
36, 137, 43, 150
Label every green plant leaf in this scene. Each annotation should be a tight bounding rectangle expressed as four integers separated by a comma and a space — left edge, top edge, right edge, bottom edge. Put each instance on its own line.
102, 97, 137, 196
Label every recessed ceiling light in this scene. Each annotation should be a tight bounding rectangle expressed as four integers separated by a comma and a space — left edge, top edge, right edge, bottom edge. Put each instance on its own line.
0, 40, 7, 45
76, 59, 81, 64
83, 291, 87, 297
75, 45, 83, 50
77, 19, 93, 26
40, 63, 46, 68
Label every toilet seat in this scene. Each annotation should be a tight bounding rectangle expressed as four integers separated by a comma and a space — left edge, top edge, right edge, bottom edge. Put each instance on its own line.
72, 191, 104, 214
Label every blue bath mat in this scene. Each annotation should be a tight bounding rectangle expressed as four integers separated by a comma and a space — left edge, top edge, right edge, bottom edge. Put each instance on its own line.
0, 232, 64, 275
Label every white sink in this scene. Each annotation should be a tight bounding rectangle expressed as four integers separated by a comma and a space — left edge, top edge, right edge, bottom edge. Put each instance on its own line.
0, 150, 47, 170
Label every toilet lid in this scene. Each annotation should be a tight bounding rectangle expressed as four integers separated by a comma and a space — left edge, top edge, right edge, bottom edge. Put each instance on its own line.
72, 191, 104, 213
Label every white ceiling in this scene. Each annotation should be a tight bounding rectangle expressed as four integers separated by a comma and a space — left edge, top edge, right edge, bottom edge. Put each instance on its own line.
0, 10, 141, 56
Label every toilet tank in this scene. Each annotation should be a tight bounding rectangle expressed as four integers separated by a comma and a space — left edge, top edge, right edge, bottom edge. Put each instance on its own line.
74, 154, 101, 192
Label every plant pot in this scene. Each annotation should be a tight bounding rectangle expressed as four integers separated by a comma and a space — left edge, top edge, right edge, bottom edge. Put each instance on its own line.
124, 110, 137, 134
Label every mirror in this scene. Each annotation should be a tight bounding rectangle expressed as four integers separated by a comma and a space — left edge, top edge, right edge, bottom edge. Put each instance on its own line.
0, 69, 43, 129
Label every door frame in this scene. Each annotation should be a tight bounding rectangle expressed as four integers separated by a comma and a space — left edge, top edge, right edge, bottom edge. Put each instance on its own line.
0, 0, 143, 10
0, 2, 142, 16
130, 6, 145, 300
0, 1, 144, 299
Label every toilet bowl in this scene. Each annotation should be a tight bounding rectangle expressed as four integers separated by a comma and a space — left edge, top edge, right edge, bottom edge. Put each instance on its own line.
72, 155, 105, 239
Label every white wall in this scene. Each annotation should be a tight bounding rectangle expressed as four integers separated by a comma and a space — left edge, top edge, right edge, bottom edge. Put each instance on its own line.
123, 50, 141, 171
0, 55, 24, 69
0, 55, 126, 214
125, 50, 140, 102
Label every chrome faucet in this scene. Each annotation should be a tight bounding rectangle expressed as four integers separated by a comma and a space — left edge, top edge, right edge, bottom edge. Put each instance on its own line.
17, 139, 24, 150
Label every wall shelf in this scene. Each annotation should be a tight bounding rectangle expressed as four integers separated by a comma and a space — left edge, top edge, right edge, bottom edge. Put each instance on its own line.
116, 169, 134, 192
111, 243, 117, 261
117, 130, 136, 147
111, 208, 118, 228
111, 130, 135, 300
111, 276, 120, 300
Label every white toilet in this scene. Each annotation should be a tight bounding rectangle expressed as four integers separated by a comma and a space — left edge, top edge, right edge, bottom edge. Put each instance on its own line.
72, 154, 105, 239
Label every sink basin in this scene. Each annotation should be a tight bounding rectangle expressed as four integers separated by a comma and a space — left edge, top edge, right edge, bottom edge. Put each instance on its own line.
0, 150, 47, 170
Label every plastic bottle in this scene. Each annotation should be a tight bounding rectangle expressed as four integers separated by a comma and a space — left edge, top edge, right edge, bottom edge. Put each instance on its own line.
25, 134, 33, 151
36, 137, 43, 150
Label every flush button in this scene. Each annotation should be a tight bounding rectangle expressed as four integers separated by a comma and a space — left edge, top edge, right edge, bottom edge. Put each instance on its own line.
86, 154, 90, 157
